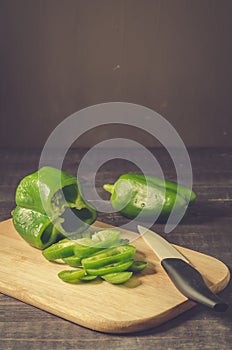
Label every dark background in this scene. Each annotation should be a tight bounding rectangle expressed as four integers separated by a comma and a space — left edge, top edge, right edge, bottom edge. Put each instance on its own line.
0, 0, 232, 148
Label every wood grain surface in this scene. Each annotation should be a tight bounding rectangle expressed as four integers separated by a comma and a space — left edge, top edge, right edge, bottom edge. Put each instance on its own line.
0, 148, 231, 349
0, 218, 229, 334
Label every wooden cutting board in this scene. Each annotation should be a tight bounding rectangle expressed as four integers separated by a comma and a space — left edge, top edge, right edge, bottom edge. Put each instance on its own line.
0, 219, 230, 333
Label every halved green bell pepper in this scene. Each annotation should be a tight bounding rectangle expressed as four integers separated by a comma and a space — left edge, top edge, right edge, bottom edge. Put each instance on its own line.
12, 166, 97, 249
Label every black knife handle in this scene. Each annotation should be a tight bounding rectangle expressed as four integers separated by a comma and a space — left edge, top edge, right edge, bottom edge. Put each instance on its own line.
161, 258, 228, 312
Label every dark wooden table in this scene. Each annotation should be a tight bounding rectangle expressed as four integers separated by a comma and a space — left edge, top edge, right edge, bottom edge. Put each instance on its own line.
0, 148, 231, 350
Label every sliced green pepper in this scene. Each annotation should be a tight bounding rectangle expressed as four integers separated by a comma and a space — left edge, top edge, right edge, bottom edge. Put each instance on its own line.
73, 241, 103, 259
62, 255, 82, 267
79, 275, 98, 281
89, 229, 121, 248
103, 173, 196, 221
101, 271, 133, 284
82, 245, 136, 269
128, 261, 148, 272
41, 229, 147, 286
86, 260, 134, 276
74, 229, 120, 254
42, 239, 76, 261
12, 166, 97, 249
58, 269, 86, 283
72, 229, 121, 258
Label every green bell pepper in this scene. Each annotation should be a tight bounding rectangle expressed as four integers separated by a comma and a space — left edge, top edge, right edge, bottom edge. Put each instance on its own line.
12, 166, 97, 249
103, 173, 196, 221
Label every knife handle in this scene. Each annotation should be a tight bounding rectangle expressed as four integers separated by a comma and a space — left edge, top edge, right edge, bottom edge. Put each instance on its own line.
161, 258, 228, 312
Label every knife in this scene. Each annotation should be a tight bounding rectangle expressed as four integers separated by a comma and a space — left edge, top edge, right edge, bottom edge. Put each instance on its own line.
137, 225, 229, 312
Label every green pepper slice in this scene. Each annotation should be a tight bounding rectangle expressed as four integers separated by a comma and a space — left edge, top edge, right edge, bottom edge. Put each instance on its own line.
79, 275, 98, 281
73, 242, 103, 259
128, 261, 148, 272
42, 239, 77, 261
82, 245, 136, 269
58, 269, 86, 283
62, 255, 82, 267
89, 229, 121, 248
86, 260, 134, 276
72, 229, 121, 258
73, 229, 119, 255
101, 271, 133, 284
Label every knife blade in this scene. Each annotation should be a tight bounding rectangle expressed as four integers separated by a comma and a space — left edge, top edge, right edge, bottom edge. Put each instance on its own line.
137, 225, 228, 312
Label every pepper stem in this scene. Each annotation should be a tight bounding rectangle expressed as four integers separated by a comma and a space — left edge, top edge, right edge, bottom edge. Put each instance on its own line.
103, 184, 114, 194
